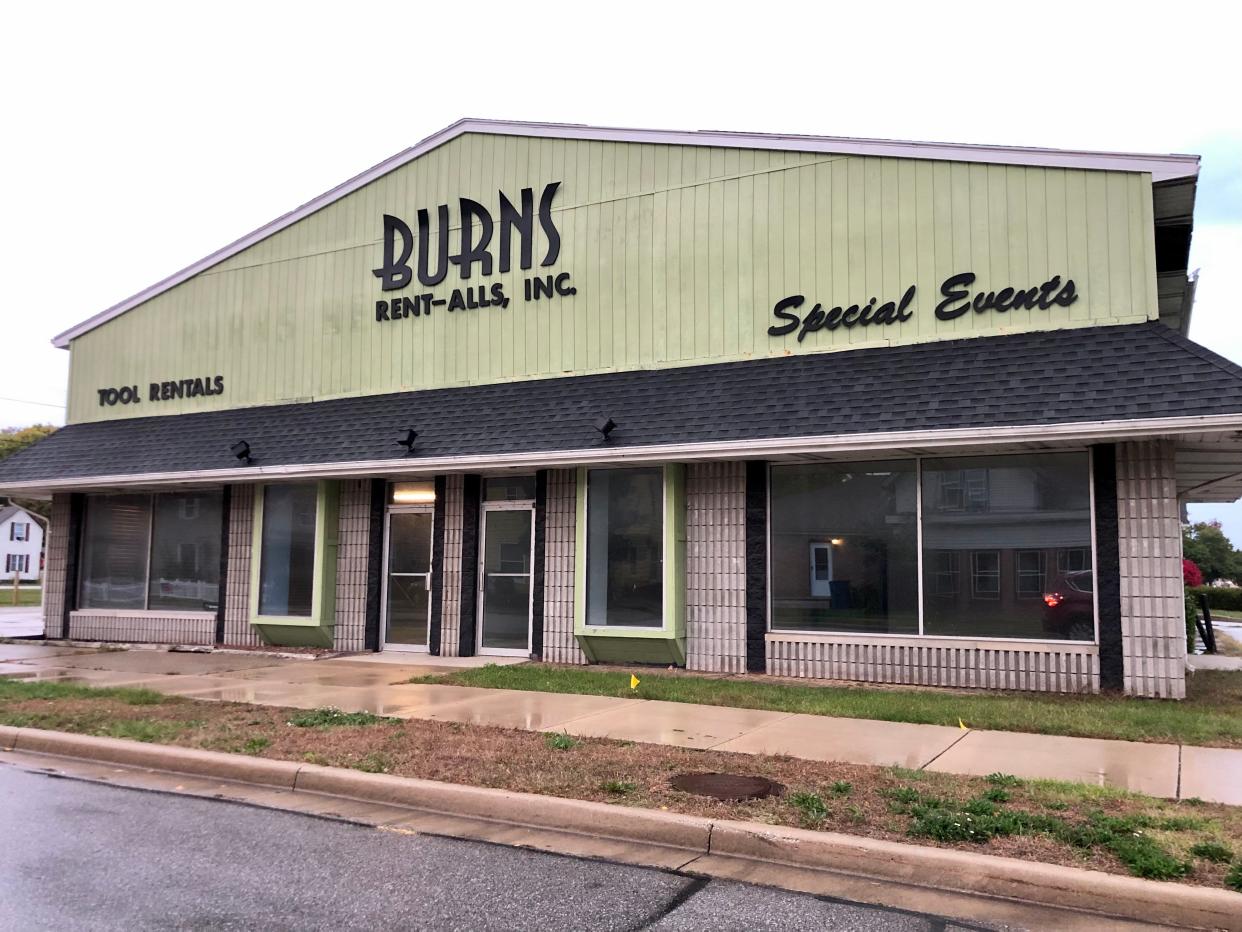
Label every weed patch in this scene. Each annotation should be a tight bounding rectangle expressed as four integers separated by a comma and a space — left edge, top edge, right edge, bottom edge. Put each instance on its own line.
287, 708, 390, 728
1226, 862, 1242, 892
242, 736, 271, 755
353, 752, 392, 774
1189, 841, 1233, 863
99, 719, 195, 743
601, 780, 637, 796
544, 732, 577, 751
788, 791, 829, 827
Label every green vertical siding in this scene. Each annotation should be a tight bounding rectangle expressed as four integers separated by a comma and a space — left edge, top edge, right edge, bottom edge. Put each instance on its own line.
67, 133, 1158, 423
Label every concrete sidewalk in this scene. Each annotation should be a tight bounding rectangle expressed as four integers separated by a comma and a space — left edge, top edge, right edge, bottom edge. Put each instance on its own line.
2, 642, 1240, 807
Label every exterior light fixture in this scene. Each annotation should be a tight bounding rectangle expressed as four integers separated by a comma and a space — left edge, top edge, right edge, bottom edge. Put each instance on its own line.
230, 440, 251, 464
594, 417, 617, 440
830, 538, 844, 546
390, 481, 436, 504
396, 428, 418, 453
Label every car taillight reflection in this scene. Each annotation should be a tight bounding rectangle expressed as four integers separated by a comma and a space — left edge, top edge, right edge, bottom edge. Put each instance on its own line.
1043, 592, 1062, 607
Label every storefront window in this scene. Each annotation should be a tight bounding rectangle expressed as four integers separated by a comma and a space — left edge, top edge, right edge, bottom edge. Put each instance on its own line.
78, 491, 223, 611
257, 483, 318, 617
79, 494, 150, 609
148, 492, 224, 610
769, 461, 919, 635
921, 452, 1093, 640
585, 467, 663, 627
770, 452, 1096, 642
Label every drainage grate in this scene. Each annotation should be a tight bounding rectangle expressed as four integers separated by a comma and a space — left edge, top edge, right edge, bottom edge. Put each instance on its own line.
670, 772, 785, 801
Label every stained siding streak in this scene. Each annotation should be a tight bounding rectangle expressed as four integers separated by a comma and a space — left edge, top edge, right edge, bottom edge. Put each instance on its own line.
42, 494, 71, 639
686, 462, 746, 673
542, 469, 585, 664
438, 474, 464, 656
334, 479, 371, 652
68, 136, 1157, 424
223, 484, 260, 646
1116, 439, 1186, 698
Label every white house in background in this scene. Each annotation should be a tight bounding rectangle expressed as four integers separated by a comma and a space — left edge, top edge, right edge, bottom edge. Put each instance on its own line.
0, 504, 44, 582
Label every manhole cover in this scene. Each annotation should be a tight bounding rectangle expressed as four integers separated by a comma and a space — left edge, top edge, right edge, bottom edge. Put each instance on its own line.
670, 772, 784, 801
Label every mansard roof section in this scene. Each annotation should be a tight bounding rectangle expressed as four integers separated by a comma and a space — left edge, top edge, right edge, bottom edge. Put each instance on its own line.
52, 118, 1201, 349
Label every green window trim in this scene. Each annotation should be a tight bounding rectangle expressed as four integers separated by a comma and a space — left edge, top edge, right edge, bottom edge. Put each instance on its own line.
249, 480, 339, 646
573, 464, 685, 663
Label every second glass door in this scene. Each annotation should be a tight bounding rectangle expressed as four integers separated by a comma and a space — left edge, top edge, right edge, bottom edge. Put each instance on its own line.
478, 505, 534, 655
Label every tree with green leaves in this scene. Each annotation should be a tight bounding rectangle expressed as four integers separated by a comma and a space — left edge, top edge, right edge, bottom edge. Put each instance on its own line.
1182, 520, 1242, 583
0, 424, 56, 520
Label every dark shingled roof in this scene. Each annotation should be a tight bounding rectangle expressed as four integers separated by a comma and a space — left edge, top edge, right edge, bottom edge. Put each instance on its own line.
5, 322, 1242, 484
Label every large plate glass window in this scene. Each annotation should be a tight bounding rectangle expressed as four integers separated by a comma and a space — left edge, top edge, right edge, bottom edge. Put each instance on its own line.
148, 492, 224, 610
257, 483, 318, 617
585, 467, 664, 628
921, 452, 1094, 640
769, 461, 918, 635
78, 491, 224, 612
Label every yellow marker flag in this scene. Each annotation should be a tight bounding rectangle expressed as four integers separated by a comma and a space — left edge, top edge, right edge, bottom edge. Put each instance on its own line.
958, 718, 968, 730
630, 674, 641, 690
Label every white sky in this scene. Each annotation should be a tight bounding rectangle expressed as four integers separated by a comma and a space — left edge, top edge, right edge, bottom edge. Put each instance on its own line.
2, 1, 1239, 529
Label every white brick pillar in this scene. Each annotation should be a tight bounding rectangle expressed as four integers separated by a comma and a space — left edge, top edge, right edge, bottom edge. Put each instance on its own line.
1116, 439, 1186, 699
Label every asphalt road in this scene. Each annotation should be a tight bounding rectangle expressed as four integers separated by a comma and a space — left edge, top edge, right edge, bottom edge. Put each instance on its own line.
0, 766, 980, 932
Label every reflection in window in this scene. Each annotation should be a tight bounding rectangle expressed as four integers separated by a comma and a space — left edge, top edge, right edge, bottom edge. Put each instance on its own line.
971, 551, 1001, 599
79, 491, 223, 611
585, 468, 664, 627
1015, 550, 1047, 598
148, 492, 223, 610
769, 461, 918, 635
922, 452, 1093, 640
258, 484, 318, 617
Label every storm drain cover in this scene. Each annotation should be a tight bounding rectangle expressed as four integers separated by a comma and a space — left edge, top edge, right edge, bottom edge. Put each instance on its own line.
670, 772, 784, 801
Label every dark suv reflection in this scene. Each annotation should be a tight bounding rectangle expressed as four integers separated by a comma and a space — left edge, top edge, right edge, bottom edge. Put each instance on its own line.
1042, 570, 1095, 641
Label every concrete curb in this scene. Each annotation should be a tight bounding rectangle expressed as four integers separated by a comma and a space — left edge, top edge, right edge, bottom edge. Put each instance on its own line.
3, 726, 1240, 931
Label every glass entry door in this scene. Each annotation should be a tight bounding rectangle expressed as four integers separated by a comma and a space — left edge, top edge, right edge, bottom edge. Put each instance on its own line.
478, 505, 534, 655
383, 509, 433, 650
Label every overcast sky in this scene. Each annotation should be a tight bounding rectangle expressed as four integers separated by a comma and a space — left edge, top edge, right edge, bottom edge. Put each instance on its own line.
2, 2, 1239, 531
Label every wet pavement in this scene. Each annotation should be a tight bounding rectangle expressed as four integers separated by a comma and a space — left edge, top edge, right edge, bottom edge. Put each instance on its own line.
0, 766, 989, 932
0, 605, 42, 638
2, 643, 1241, 806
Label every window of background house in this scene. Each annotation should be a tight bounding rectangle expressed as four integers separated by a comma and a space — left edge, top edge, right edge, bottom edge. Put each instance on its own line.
11, 522, 29, 541
78, 491, 223, 611
1016, 550, 1047, 598
971, 551, 1001, 599
585, 467, 664, 627
257, 483, 318, 617
769, 460, 918, 635
921, 452, 1093, 640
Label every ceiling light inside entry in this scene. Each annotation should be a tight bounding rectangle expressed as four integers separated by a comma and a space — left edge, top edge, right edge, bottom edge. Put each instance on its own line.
390, 481, 436, 505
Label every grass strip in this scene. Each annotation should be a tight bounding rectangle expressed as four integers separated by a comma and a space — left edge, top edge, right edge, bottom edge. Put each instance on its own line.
2, 682, 1242, 890
411, 664, 1242, 747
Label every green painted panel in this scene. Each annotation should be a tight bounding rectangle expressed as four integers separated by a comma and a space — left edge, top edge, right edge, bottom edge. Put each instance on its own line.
249, 480, 339, 647
67, 133, 1158, 424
